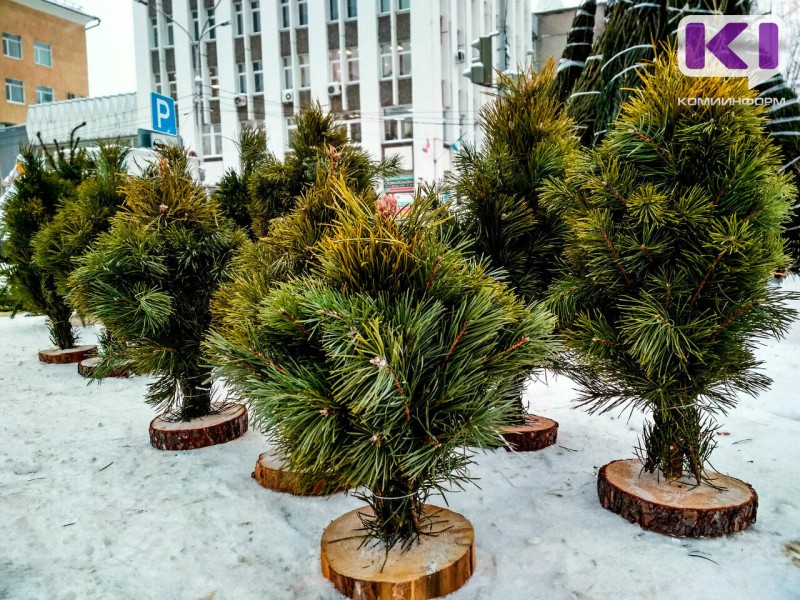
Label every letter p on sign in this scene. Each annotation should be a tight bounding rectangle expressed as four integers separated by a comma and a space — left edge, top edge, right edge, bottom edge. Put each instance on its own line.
678, 15, 786, 88
151, 92, 177, 135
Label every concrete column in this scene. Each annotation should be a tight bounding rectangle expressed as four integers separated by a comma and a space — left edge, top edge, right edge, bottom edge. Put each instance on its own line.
262, 0, 287, 156
309, 0, 330, 110
411, 0, 443, 184
357, 0, 382, 161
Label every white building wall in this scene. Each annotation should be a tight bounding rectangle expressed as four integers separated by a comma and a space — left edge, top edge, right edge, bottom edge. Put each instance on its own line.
133, 0, 535, 187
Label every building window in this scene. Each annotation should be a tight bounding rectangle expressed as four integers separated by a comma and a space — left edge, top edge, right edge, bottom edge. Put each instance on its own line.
34, 42, 52, 67
237, 63, 247, 93
67, 92, 77, 100
384, 106, 413, 141
209, 65, 219, 97
346, 47, 359, 82
167, 71, 177, 100
203, 123, 223, 157
153, 72, 162, 94
150, 18, 159, 48
253, 60, 264, 93
398, 40, 411, 77
346, 0, 357, 18
234, 2, 244, 36
208, 9, 217, 39
343, 115, 361, 142
280, 0, 290, 28
329, 0, 339, 20
251, 1, 261, 33
282, 56, 293, 90
378, 0, 390, 14
329, 49, 341, 82
5, 78, 24, 104
166, 19, 174, 46
298, 53, 310, 89
192, 10, 200, 40
380, 43, 392, 79
3, 33, 22, 59
399, 0, 410, 10
36, 85, 54, 104
298, 0, 308, 26
286, 116, 297, 144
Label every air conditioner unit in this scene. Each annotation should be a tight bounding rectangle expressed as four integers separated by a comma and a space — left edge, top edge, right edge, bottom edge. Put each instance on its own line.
234, 95, 247, 107
327, 82, 342, 96
282, 89, 295, 104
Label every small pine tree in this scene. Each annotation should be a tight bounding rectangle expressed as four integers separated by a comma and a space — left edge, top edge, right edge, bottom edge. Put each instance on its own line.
208, 184, 558, 548
544, 53, 796, 482
1, 132, 88, 349
33, 143, 130, 300
449, 65, 580, 304
69, 145, 246, 420
247, 103, 399, 237
213, 124, 271, 236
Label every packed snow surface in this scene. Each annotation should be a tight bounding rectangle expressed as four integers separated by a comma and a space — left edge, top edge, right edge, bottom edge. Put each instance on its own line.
2, 279, 800, 599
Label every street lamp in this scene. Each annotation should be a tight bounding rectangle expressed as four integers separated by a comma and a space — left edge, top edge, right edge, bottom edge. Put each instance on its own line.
133, 0, 229, 182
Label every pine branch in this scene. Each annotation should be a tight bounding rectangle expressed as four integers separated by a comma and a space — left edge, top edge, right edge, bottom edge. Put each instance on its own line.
711, 302, 758, 341
689, 247, 727, 309
625, 126, 675, 168
488, 336, 531, 365
280, 309, 311, 335
598, 227, 633, 288
426, 255, 443, 292
438, 322, 470, 371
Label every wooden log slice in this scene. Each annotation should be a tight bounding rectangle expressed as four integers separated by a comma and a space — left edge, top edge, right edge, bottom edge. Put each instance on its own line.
38, 345, 97, 364
500, 414, 559, 452
321, 505, 475, 600
77, 357, 130, 379
149, 403, 248, 451
597, 458, 758, 537
252, 450, 343, 496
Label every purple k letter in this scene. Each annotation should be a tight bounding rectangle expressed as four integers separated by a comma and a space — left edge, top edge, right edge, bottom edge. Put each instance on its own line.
686, 22, 748, 69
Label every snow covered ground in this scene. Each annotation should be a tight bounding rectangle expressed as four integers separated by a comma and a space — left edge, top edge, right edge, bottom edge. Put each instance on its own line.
2, 279, 799, 600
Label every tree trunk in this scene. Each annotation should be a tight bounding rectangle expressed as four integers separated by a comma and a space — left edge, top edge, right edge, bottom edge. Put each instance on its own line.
179, 371, 213, 420
47, 309, 76, 350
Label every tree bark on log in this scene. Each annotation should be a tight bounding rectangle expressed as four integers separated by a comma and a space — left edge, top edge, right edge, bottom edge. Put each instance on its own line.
500, 414, 558, 451
321, 505, 475, 600
252, 451, 343, 496
149, 403, 248, 451
597, 459, 758, 537
38, 345, 97, 364
77, 357, 130, 379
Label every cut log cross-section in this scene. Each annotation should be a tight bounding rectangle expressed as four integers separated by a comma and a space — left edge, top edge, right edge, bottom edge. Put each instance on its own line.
597, 459, 758, 537
321, 505, 475, 600
38, 345, 97, 364
252, 450, 343, 496
149, 403, 248, 451
500, 414, 558, 452
77, 357, 130, 379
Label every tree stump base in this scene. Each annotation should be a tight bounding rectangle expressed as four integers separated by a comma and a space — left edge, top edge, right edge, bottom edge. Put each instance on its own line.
149, 403, 248, 451
500, 414, 558, 451
252, 450, 343, 496
77, 357, 130, 379
597, 459, 758, 537
321, 505, 475, 600
38, 345, 97, 364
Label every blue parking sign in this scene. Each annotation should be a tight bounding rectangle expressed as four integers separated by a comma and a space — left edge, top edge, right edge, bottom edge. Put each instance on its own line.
151, 92, 177, 135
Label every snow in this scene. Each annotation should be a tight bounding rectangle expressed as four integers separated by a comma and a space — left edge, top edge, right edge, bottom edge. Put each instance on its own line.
2, 278, 800, 599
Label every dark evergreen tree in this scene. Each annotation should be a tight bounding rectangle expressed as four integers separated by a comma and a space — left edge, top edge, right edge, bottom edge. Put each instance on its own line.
544, 54, 796, 482
448, 66, 580, 304
1, 128, 89, 349
554, 0, 597, 102
212, 124, 271, 237
33, 143, 130, 299
247, 103, 398, 237
208, 184, 558, 547
69, 146, 246, 420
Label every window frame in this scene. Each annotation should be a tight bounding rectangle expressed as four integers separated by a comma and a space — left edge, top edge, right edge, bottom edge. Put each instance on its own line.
33, 41, 52, 67
378, 0, 390, 14
253, 59, 264, 93
380, 42, 393, 79
234, 2, 244, 36
329, 48, 342, 83
237, 62, 248, 94
35, 85, 54, 104
280, 0, 290, 29
297, 0, 309, 26
202, 122, 223, 157
5, 78, 25, 104
398, 40, 411, 77
150, 17, 159, 48
298, 53, 310, 90
282, 56, 293, 90
328, 0, 339, 21
251, 0, 261, 33
398, 0, 410, 10
346, 47, 359, 83
346, 0, 357, 19
3, 33, 22, 60
383, 106, 413, 142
